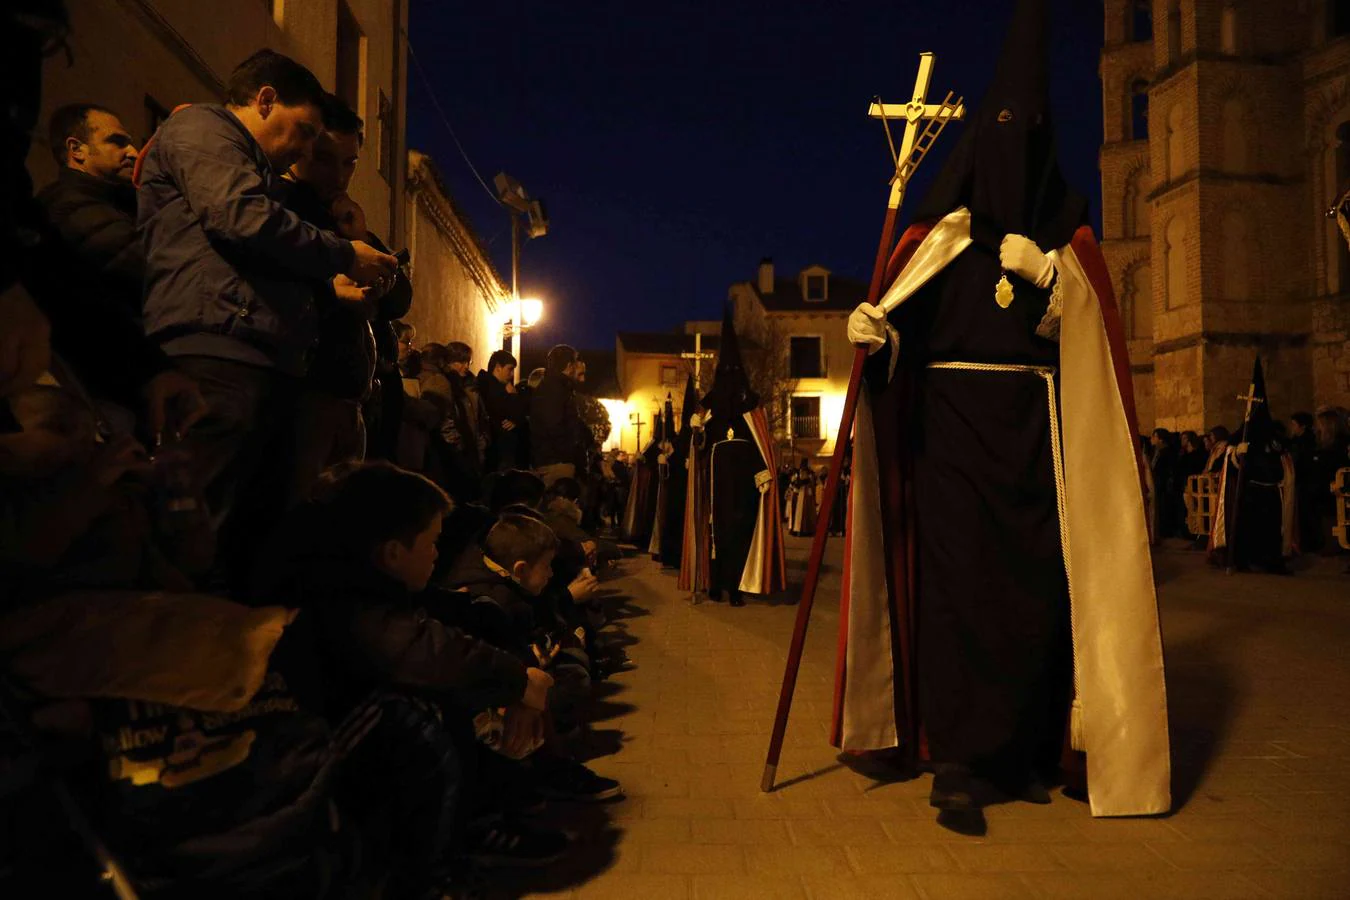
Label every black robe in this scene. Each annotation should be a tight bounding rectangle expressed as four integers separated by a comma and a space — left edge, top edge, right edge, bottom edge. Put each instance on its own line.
706, 416, 763, 598
887, 244, 1071, 773
1223, 441, 1286, 572
660, 428, 692, 567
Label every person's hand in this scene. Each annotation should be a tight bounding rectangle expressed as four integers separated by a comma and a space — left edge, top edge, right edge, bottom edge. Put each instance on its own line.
568, 569, 599, 603
0, 284, 51, 398
501, 419, 516, 431
522, 666, 554, 711
88, 434, 153, 487
331, 275, 375, 316
331, 193, 368, 242
501, 705, 544, 758
999, 234, 1055, 288
848, 303, 888, 355
581, 541, 597, 565
142, 369, 208, 445
505, 381, 517, 394
347, 241, 398, 286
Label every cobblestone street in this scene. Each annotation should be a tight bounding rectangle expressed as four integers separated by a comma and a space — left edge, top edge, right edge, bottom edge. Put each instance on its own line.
510, 539, 1350, 900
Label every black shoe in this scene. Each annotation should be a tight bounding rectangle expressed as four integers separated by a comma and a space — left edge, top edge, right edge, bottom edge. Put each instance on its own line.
929, 764, 977, 811
936, 808, 987, 836
536, 758, 624, 802
729, 591, 745, 607
464, 821, 570, 869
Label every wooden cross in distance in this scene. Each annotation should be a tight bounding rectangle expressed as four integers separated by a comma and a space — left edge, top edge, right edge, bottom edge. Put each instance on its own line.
868, 52, 965, 210
680, 332, 717, 383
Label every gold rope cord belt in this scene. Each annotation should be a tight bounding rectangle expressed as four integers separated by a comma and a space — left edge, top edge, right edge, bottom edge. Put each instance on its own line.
925, 361, 1084, 748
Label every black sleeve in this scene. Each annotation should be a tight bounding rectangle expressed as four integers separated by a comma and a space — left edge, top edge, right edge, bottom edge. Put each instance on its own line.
346, 605, 528, 711
366, 231, 412, 321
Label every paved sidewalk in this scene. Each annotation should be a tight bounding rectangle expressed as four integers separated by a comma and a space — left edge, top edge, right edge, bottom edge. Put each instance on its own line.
512, 541, 1350, 899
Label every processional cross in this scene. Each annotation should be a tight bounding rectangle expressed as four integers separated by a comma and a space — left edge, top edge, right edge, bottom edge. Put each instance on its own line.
680, 332, 716, 386
762, 53, 964, 794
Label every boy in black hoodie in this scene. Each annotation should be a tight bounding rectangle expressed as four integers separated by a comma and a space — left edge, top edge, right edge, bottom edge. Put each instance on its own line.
443, 514, 621, 802
255, 461, 570, 891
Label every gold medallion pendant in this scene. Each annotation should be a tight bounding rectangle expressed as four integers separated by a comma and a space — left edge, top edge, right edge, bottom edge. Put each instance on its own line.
995, 273, 1015, 309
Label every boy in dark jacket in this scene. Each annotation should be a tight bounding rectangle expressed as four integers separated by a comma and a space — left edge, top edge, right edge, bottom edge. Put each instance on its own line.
254, 461, 570, 884
442, 514, 621, 802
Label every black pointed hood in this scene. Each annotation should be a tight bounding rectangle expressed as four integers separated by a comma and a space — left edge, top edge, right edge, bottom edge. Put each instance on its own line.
1239, 356, 1274, 447
678, 374, 699, 433
912, 0, 1088, 253
702, 304, 760, 420
662, 392, 676, 444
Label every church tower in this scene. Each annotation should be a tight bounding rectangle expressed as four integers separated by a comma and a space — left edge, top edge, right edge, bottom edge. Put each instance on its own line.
1101, 1, 1350, 431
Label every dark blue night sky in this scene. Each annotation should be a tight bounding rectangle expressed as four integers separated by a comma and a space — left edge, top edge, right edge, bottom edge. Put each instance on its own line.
405, 1, 1105, 352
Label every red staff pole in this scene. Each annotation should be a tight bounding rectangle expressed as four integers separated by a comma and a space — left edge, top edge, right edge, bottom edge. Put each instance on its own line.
761, 184, 904, 792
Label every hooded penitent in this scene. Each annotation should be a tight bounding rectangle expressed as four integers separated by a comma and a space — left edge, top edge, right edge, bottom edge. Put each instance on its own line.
661, 374, 700, 568
648, 393, 678, 557
834, 0, 1169, 817
1209, 356, 1295, 567
698, 305, 786, 598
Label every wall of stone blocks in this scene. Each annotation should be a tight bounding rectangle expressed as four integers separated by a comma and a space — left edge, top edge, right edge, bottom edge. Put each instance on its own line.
1311, 299, 1350, 408
1202, 340, 1314, 430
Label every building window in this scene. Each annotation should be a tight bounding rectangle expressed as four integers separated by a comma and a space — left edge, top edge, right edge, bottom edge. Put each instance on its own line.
1164, 217, 1187, 309
788, 336, 824, 379
1130, 79, 1150, 141
1220, 3, 1239, 54
1129, 0, 1153, 42
1124, 168, 1151, 238
1220, 96, 1249, 171
804, 273, 827, 301
377, 89, 395, 183
1127, 262, 1153, 339
1332, 1, 1350, 39
336, 1, 366, 117
144, 94, 169, 143
660, 364, 678, 386
1167, 1, 1182, 63
1165, 103, 1186, 182
791, 396, 821, 440
1334, 122, 1350, 289
1221, 211, 1250, 300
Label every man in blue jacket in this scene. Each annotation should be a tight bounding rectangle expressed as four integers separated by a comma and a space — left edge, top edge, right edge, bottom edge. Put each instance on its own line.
137, 48, 397, 588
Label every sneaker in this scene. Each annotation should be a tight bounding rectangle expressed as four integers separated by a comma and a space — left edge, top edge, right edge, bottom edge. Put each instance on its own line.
464, 821, 570, 869
536, 758, 624, 802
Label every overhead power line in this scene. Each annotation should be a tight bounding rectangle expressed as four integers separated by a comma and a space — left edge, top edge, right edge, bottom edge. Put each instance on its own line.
405, 35, 500, 205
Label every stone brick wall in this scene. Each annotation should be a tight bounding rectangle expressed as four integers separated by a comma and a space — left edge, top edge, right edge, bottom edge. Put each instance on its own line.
1102, 0, 1350, 429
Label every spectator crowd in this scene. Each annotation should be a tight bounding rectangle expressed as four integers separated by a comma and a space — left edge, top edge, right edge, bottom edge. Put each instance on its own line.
1145, 412, 1350, 569
3, 28, 636, 900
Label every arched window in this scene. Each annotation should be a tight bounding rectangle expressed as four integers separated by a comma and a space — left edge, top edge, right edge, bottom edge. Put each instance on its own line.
1220, 96, 1249, 171
1335, 122, 1350, 289
1221, 212, 1250, 300
1129, 0, 1154, 42
1166, 104, 1187, 181
1130, 79, 1151, 141
1124, 168, 1152, 238
1332, 1, 1350, 39
1168, 1, 1183, 63
1165, 217, 1188, 308
1127, 262, 1154, 339
1220, 3, 1239, 54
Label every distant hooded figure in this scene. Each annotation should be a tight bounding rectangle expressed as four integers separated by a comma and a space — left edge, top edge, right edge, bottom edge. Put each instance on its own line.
660, 375, 699, 568
839, 0, 1169, 827
1209, 357, 1294, 574
699, 305, 786, 606
647, 394, 676, 559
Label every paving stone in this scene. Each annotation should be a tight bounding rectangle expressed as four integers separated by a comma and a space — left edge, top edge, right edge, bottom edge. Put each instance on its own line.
510, 547, 1350, 898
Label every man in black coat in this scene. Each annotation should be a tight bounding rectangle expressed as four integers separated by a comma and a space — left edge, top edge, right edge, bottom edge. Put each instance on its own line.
477, 349, 524, 472
36, 103, 142, 317
529, 344, 587, 487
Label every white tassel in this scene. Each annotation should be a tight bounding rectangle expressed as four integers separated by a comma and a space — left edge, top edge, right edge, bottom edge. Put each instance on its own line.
1069, 698, 1085, 752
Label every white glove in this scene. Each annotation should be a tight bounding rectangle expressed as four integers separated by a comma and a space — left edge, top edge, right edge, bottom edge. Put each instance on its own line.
689, 412, 704, 430
848, 303, 888, 355
1000, 234, 1055, 289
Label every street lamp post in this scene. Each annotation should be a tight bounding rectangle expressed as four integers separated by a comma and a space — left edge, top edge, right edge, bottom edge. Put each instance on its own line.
494, 172, 548, 364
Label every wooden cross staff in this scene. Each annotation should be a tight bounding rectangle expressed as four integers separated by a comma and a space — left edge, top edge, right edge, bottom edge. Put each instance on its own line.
680, 332, 717, 384
1225, 381, 1265, 574
761, 53, 964, 793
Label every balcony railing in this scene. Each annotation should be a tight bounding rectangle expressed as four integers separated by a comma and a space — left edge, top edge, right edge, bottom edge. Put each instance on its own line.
791, 416, 822, 440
